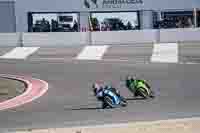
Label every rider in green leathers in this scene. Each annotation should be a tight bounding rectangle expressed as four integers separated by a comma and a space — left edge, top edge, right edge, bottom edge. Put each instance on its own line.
125, 75, 152, 97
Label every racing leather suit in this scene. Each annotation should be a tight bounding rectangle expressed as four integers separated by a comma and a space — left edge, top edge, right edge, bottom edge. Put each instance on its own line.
126, 78, 148, 96
96, 86, 120, 101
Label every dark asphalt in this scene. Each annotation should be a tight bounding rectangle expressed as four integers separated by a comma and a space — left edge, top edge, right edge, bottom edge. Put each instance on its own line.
29, 46, 83, 60
0, 43, 200, 132
103, 44, 153, 63
0, 60, 200, 132
179, 42, 200, 63
26, 44, 153, 63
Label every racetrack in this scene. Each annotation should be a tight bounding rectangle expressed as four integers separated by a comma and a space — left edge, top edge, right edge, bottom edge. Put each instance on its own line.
0, 44, 200, 131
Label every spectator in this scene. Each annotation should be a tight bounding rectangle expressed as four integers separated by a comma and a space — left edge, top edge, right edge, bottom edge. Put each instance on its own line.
187, 18, 194, 28
72, 20, 78, 32
176, 19, 182, 28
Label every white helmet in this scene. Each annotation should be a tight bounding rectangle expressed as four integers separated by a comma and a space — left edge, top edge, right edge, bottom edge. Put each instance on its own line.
126, 75, 136, 81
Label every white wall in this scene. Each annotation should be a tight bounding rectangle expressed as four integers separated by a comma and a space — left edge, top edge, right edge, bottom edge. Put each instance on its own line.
0, 33, 20, 47
23, 32, 89, 47
1, 29, 200, 47
91, 30, 158, 45
15, 0, 200, 32
140, 10, 153, 29
160, 28, 200, 43
0, 1, 16, 32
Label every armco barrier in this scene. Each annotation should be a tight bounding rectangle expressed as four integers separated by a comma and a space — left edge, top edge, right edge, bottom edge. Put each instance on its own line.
91, 30, 158, 45
23, 32, 89, 47
0, 33, 20, 47
160, 28, 200, 43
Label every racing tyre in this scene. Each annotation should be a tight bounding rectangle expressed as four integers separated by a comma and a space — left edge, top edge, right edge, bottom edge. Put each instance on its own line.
103, 95, 115, 108
119, 96, 127, 107
102, 102, 108, 109
149, 90, 155, 98
138, 87, 148, 99
121, 100, 127, 107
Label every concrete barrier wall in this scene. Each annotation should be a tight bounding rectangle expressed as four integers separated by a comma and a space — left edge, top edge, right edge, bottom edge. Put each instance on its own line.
0, 33, 20, 47
0, 29, 200, 47
91, 30, 158, 45
160, 28, 200, 43
23, 32, 89, 47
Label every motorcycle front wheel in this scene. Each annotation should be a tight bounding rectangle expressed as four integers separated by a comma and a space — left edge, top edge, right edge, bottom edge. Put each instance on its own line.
149, 90, 155, 98
119, 96, 127, 107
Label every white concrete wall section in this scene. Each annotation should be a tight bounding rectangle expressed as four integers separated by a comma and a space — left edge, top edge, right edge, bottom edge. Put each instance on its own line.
0, 47, 39, 59
23, 32, 89, 47
76, 45, 109, 60
151, 43, 178, 63
160, 28, 200, 43
1, 29, 200, 47
0, 33, 19, 47
92, 30, 157, 45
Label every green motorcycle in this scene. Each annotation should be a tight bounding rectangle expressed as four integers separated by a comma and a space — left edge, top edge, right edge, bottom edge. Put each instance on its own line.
126, 77, 155, 99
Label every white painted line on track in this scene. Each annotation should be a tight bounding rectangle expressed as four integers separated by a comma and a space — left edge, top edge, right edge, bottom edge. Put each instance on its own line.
0, 47, 40, 59
151, 43, 178, 63
76, 45, 109, 60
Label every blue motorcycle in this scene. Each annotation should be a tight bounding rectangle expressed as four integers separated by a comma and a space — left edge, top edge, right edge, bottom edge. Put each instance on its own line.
92, 83, 127, 109
102, 89, 127, 109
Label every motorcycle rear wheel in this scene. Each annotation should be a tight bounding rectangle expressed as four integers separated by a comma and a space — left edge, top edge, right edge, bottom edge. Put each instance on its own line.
138, 87, 149, 99
120, 96, 127, 107
103, 95, 115, 108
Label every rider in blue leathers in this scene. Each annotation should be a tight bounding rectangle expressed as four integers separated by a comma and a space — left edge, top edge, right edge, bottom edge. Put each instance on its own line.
92, 83, 126, 108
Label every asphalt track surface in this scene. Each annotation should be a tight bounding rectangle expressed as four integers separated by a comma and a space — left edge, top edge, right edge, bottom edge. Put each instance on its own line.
179, 42, 200, 63
0, 44, 200, 131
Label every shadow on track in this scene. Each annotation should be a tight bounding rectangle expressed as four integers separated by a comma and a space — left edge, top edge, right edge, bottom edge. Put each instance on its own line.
63, 97, 151, 111
125, 97, 146, 101
69, 107, 102, 111
63, 103, 103, 111
66, 106, 124, 111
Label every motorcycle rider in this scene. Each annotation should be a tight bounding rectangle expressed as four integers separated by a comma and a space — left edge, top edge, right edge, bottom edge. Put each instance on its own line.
92, 82, 120, 100
92, 82, 126, 108
125, 75, 151, 97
